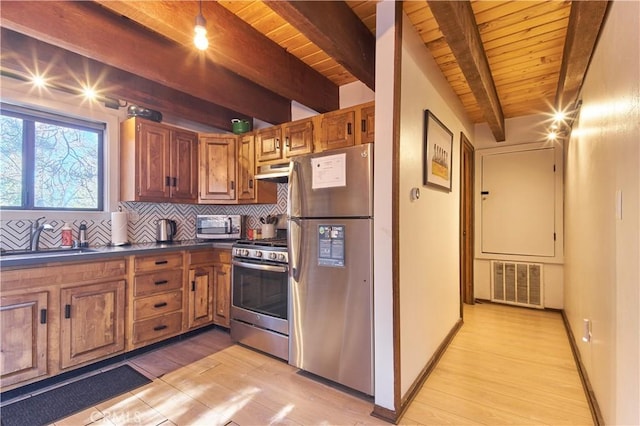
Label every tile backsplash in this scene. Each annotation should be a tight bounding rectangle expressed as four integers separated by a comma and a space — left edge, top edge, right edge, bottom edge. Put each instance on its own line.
0, 184, 287, 251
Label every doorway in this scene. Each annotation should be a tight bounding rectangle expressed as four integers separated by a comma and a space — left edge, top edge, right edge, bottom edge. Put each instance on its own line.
460, 133, 475, 310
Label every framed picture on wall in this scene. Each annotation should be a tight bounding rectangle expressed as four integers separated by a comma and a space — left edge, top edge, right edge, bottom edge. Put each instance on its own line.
423, 110, 453, 191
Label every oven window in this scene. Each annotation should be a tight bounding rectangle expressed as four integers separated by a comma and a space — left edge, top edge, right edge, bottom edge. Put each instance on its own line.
233, 265, 288, 319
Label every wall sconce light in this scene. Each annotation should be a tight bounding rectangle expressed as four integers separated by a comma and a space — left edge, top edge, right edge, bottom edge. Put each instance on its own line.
194, 0, 209, 51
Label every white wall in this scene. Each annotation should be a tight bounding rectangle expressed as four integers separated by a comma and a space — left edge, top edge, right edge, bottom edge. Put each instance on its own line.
564, 1, 640, 424
398, 11, 473, 397
372, 0, 397, 411
340, 81, 374, 109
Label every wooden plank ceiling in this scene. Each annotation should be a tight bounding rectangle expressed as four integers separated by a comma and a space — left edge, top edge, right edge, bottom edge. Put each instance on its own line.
0, 1, 608, 140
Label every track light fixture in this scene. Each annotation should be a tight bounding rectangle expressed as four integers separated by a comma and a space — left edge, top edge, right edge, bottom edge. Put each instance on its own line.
194, 0, 208, 51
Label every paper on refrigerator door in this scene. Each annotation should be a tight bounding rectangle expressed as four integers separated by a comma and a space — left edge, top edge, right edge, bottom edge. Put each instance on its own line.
311, 153, 346, 189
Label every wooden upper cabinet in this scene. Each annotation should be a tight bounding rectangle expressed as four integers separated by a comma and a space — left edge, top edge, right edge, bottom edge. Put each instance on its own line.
137, 121, 171, 200
237, 133, 256, 201
199, 134, 236, 202
319, 109, 356, 151
120, 117, 198, 203
256, 126, 283, 163
283, 118, 314, 159
171, 130, 199, 201
359, 103, 375, 145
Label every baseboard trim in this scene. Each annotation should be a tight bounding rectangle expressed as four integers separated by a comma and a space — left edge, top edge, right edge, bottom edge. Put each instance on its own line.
371, 405, 396, 424
375, 317, 463, 424
560, 310, 605, 426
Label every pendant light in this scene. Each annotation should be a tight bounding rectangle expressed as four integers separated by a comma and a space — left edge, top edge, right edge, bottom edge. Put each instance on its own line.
194, 0, 208, 51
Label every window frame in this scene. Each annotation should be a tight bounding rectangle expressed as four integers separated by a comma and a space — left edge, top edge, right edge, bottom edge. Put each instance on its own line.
1, 103, 106, 211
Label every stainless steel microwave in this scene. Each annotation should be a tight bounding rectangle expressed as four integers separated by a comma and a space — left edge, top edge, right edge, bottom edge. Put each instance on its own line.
196, 215, 244, 240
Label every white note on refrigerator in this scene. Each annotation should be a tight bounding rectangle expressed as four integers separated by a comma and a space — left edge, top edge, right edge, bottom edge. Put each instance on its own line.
311, 153, 346, 189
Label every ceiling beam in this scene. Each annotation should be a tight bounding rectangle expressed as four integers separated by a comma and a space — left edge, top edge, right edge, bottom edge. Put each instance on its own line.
95, 1, 339, 114
427, 0, 506, 142
0, 29, 249, 131
266, 1, 376, 91
0, 1, 291, 124
554, 0, 610, 113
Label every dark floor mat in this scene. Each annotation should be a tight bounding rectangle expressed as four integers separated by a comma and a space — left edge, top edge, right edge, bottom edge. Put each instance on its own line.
1, 365, 151, 426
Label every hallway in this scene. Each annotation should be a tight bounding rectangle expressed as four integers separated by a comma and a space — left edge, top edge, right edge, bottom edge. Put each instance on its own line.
400, 303, 593, 425
47, 303, 592, 425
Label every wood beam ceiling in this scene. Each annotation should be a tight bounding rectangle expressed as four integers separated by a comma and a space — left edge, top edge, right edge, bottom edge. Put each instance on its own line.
555, 0, 610, 114
265, 0, 376, 91
427, 0, 506, 142
95, 1, 339, 114
0, 1, 291, 125
0, 29, 248, 131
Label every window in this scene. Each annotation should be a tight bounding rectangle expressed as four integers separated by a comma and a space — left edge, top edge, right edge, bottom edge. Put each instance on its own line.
0, 103, 104, 211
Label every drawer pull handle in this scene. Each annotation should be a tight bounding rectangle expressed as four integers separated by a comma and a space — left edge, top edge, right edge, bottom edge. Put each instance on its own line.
361, 119, 366, 132
40, 308, 47, 324
64, 304, 71, 319
154, 280, 169, 286
155, 260, 168, 265
347, 122, 352, 135
153, 325, 168, 331
154, 302, 168, 308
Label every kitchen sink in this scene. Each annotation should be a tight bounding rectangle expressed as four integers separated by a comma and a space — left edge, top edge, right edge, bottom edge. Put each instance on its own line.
0, 247, 98, 257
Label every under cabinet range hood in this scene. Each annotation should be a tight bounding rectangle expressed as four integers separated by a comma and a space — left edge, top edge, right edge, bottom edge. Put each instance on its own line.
254, 162, 291, 183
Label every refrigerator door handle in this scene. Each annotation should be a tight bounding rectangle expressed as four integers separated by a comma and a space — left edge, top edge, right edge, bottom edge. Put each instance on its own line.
290, 217, 302, 281
288, 160, 300, 218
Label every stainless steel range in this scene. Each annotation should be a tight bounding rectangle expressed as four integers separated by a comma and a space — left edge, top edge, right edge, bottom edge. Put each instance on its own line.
230, 238, 289, 360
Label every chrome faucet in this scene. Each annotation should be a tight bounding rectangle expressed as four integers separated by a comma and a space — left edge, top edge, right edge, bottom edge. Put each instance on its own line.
30, 217, 53, 251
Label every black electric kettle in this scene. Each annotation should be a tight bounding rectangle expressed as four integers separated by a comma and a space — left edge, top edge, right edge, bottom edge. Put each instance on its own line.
156, 219, 177, 243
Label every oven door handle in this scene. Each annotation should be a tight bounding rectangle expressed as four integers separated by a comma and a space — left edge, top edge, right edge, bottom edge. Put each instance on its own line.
233, 260, 288, 273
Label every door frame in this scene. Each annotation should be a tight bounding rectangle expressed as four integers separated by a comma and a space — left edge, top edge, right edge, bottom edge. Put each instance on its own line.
459, 132, 475, 313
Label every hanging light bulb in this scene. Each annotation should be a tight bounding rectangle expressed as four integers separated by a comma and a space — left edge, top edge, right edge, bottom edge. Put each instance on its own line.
194, 0, 208, 50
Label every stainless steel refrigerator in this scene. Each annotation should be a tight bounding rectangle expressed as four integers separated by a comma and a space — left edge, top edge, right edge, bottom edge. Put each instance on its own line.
288, 143, 373, 395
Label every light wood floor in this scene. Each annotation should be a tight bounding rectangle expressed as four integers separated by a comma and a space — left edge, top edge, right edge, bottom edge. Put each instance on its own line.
49, 303, 591, 425
400, 302, 593, 425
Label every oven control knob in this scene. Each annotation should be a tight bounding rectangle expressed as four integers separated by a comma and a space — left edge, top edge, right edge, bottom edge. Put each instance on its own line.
254, 250, 262, 258
268, 252, 277, 260
278, 254, 286, 261
242, 249, 250, 256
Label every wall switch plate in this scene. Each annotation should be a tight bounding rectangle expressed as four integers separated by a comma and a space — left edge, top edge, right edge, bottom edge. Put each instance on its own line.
128, 210, 140, 221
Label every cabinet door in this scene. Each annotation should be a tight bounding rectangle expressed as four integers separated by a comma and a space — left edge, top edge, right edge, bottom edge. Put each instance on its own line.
199, 135, 236, 201
60, 280, 125, 369
138, 121, 171, 200
188, 266, 214, 329
237, 134, 256, 201
213, 263, 231, 327
359, 105, 375, 144
284, 119, 314, 158
171, 130, 198, 202
0, 292, 48, 387
256, 126, 283, 163
320, 109, 355, 151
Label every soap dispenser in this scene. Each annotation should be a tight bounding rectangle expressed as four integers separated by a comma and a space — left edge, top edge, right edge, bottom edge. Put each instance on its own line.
78, 224, 88, 248
61, 222, 73, 248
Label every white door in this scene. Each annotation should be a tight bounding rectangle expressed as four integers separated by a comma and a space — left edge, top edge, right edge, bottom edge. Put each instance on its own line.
481, 148, 555, 257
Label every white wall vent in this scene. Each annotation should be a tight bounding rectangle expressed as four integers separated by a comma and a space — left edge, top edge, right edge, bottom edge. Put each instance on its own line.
491, 261, 544, 308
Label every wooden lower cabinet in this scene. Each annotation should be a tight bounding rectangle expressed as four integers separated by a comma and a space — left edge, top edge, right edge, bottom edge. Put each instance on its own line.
60, 280, 126, 369
212, 262, 231, 327
187, 248, 232, 329
128, 252, 185, 350
0, 292, 48, 387
188, 265, 214, 329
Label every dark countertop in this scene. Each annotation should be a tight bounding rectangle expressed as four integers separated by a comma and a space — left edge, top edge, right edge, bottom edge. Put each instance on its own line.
0, 240, 236, 269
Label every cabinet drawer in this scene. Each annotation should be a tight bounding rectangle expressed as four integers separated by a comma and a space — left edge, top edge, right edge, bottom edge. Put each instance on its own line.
135, 253, 183, 272
132, 311, 182, 345
134, 290, 183, 321
134, 270, 183, 296
190, 249, 231, 265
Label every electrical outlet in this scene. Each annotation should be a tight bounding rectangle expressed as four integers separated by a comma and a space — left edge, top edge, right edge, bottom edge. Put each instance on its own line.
128, 210, 140, 221
582, 319, 592, 343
